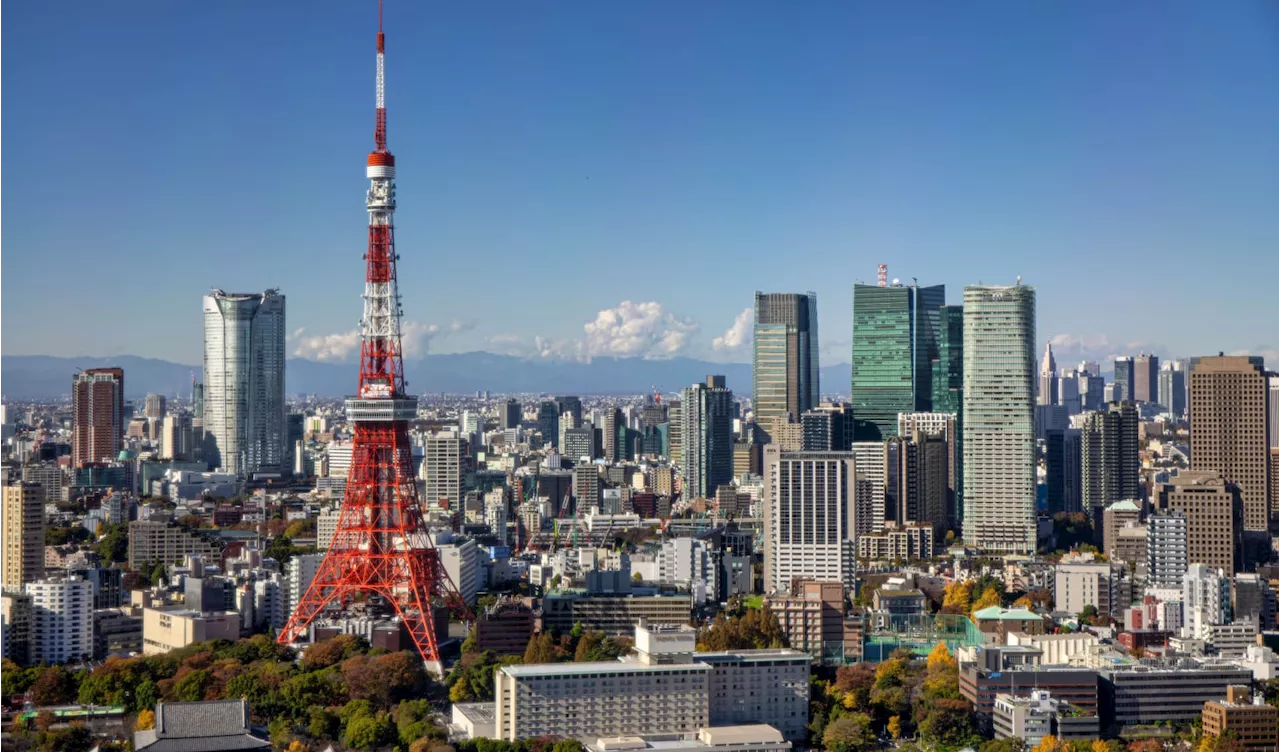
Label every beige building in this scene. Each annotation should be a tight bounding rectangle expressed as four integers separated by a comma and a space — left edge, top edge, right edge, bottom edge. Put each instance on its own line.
767, 580, 859, 662
2, 483, 45, 592
1155, 471, 1241, 575
1202, 685, 1278, 752
128, 520, 222, 569
1188, 356, 1270, 534
142, 607, 240, 655
1101, 499, 1141, 562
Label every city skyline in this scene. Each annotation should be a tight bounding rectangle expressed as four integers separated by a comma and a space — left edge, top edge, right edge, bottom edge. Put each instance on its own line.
1, 2, 1276, 369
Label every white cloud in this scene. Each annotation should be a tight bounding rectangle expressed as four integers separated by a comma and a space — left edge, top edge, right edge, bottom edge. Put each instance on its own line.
1047, 333, 1167, 367
712, 308, 753, 351
581, 301, 698, 360
292, 320, 456, 362
448, 318, 477, 334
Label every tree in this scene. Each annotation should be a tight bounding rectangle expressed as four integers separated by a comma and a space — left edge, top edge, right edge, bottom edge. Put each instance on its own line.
34, 710, 57, 732
926, 641, 957, 672
918, 698, 980, 750
979, 740, 1027, 752
887, 715, 902, 740
343, 713, 394, 750
1012, 595, 1035, 609
97, 524, 129, 563
30, 666, 79, 706
151, 562, 168, 586
1031, 736, 1075, 752
942, 580, 972, 613
523, 632, 557, 664
971, 587, 1002, 617
822, 714, 876, 752
135, 709, 156, 731
1079, 604, 1098, 621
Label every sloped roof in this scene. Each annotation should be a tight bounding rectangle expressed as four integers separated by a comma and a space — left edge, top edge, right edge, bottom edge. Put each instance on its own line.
135, 700, 269, 752
972, 606, 1043, 621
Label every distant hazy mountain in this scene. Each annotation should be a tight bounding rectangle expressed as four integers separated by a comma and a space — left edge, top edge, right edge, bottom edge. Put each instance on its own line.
1, 353, 854, 400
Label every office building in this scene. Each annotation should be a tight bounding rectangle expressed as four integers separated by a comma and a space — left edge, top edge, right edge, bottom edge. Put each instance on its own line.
1232, 573, 1278, 631
1055, 559, 1122, 617
202, 289, 287, 476
0, 593, 32, 665
603, 408, 623, 463
1183, 564, 1232, 638
1076, 370, 1105, 412
1044, 428, 1082, 515
1113, 357, 1134, 403
1079, 402, 1139, 521
850, 281, 945, 441
1038, 341, 1058, 406
161, 413, 194, 461
900, 412, 960, 526
668, 400, 682, 467
1133, 354, 1159, 404
72, 367, 124, 467
556, 396, 584, 428
800, 403, 855, 452
285, 553, 324, 619
931, 304, 964, 416
25, 577, 94, 664
1270, 375, 1279, 524
1202, 685, 1279, 752
1057, 372, 1081, 414
1188, 355, 1270, 535
960, 662, 1099, 722
1099, 662, 1252, 727
993, 690, 1099, 746
1158, 361, 1187, 416
142, 607, 240, 655
962, 283, 1036, 553
424, 434, 467, 512
680, 376, 735, 499
536, 400, 560, 448
1101, 499, 1141, 562
144, 393, 167, 420
21, 464, 64, 505
1147, 511, 1188, 588
752, 292, 819, 427
762, 448, 857, 593
474, 599, 536, 655
2, 483, 44, 592
127, 520, 222, 569
540, 593, 693, 635
502, 399, 521, 430
1155, 471, 1241, 576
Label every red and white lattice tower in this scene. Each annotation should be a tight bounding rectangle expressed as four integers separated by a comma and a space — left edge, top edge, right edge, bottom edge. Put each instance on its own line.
279, 1, 471, 668
877, 264, 888, 288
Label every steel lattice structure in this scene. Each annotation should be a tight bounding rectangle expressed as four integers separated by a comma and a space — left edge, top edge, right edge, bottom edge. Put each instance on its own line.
278, 1, 472, 666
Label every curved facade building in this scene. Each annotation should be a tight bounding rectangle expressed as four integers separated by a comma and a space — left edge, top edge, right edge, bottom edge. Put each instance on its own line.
202, 289, 287, 476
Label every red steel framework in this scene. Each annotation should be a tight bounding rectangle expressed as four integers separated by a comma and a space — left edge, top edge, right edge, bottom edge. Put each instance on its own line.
279, 1, 471, 665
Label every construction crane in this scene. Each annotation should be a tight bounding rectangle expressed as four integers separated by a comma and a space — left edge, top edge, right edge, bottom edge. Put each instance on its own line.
550, 489, 573, 553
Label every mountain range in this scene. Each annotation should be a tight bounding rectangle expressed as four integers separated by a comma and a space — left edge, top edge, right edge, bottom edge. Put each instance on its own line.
1, 353, 854, 400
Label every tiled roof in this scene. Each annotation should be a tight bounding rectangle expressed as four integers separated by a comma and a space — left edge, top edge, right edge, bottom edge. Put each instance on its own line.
135, 700, 268, 752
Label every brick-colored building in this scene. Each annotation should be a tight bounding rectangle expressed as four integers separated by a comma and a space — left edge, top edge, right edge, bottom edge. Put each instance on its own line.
475, 599, 536, 655
767, 580, 860, 662
73, 368, 124, 468
1202, 685, 1278, 751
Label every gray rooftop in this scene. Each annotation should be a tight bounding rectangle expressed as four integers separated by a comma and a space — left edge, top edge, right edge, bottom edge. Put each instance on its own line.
135, 700, 269, 752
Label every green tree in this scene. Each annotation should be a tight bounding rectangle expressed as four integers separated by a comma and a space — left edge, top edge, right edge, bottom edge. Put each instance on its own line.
980, 739, 1027, 752
343, 713, 394, 750
918, 698, 981, 750
97, 524, 129, 563
822, 713, 876, 752
30, 666, 79, 706
173, 669, 212, 702
1079, 604, 1098, 622
151, 562, 168, 585
307, 708, 339, 740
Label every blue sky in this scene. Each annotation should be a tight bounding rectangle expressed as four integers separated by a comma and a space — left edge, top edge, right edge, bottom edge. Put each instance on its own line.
3, 1, 1276, 368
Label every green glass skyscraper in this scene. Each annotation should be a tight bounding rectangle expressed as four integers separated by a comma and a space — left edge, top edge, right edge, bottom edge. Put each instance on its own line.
753, 291, 819, 427
850, 282, 946, 440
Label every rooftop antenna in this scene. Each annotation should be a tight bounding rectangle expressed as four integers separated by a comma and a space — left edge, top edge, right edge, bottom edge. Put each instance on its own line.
877, 264, 887, 288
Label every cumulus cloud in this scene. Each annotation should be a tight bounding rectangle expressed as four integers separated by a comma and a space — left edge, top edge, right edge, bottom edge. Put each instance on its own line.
712, 308, 753, 351
292, 320, 459, 361
448, 318, 477, 334
1047, 333, 1167, 367
581, 301, 698, 360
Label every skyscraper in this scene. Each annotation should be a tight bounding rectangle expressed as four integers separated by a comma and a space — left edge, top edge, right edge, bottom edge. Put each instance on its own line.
1158, 361, 1186, 416
850, 281, 946, 441
762, 447, 857, 593
536, 400, 559, 448
680, 376, 735, 499
930, 305, 964, 416
502, 399, 522, 430
1038, 341, 1058, 406
962, 282, 1036, 554
161, 413, 194, 461
1, 483, 44, 592
1079, 402, 1139, 521
143, 393, 167, 420
1188, 355, 1270, 535
752, 292, 819, 427
1113, 357, 1134, 403
72, 368, 124, 468
203, 289, 287, 476
1133, 354, 1159, 404
899, 412, 960, 528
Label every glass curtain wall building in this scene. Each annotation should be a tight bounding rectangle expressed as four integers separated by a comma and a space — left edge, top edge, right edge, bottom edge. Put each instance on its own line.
850, 283, 945, 441
752, 292, 819, 427
202, 289, 287, 476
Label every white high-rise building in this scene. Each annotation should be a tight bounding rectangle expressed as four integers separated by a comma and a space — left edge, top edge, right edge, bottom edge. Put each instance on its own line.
763, 447, 857, 593
656, 537, 718, 604
203, 289, 287, 476
1038, 341, 1057, 406
285, 553, 325, 618
1182, 564, 1231, 639
161, 413, 194, 461
424, 434, 467, 512
962, 283, 1036, 553
326, 441, 353, 479
850, 442, 888, 536
25, 578, 93, 664
484, 488, 508, 545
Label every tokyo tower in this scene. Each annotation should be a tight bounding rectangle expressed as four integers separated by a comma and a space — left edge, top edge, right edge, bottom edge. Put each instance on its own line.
279, 1, 471, 669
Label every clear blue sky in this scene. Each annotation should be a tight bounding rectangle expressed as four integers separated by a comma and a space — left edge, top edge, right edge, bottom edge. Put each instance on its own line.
3, 1, 1276, 367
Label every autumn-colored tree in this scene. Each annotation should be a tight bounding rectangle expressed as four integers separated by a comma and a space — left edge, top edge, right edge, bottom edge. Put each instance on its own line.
523, 632, 557, 664
1012, 595, 1035, 609
941, 580, 972, 613
135, 709, 156, 731
822, 713, 876, 752
34, 710, 57, 732
1032, 735, 1071, 752
286, 740, 309, 752
1092, 741, 1113, 752
1126, 741, 1164, 752
30, 666, 78, 706
971, 587, 1002, 617
926, 641, 957, 673
887, 715, 902, 740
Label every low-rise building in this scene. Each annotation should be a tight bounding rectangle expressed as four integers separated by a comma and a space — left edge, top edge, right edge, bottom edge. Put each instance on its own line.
586, 725, 792, 752
960, 659, 1098, 725
541, 592, 692, 635
1098, 661, 1253, 728
142, 607, 240, 655
1201, 684, 1278, 752
993, 690, 1099, 746
971, 607, 1048, 640
134, 699, 269, 752
871, 589, 927, 615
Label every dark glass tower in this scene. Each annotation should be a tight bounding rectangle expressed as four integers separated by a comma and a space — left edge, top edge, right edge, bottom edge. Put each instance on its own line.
850, 282, 946, 440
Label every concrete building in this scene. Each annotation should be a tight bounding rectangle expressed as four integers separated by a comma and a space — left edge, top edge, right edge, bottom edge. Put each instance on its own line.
1202, 685, 1278, 752
1099, 662, 1253, 727
762, 448, 857, 593
960, 662, 1099, 722
1, 592, 33, 665
1133, 354, 1159, 404
1183, 564, 1232, 638
680, 377, 735, 500
474, 599, 535, 655
1038, 342, 1058, 407
1155, 471, 1241, 576
25, 577, 94, 664
493, 623, 809, 743
752, 292, 820, 427
895, 429, 949, 538
2, 483, 45, 592
585, 726, 791, 752
127, 520, 222, 569
1232, 573, 1278, 630
898, 412, 960, 527
22, 464, 65, 505
1079, 403, 1139, 522
142, 607, 240, 655
1188, 355, 1270, 535
1113, 357, 1134, 403
1158, 361, 1186, 416
962, 283, 1036, 553
284, 553, 324, 619
766, 580, 857, 662
849, 442, 888, 537
436, 534, 480, 605
1101, 499, 1142, 562
161, 413, 195, 461
316, 506, 341, 549
424, 434, 467, 512
993, 690, 1098, 746
202, 289, 287, 476
540, 592, 693, 635
1054, 559, 1122, 617
1147, 510, 1189, 588
855, 522, 934, 561
73, 367, 124, 467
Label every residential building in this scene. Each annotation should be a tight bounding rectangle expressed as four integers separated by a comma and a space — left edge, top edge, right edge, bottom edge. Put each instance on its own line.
680, 376, 735, 500
25, 577, 93, 664
134, 699, 270, 752
1188, 355, 1270, 535
127, 520, 222, 569
850, 442, 888, 537
316, 506, 340, 549
202, 290, 286, 476
424, 434, 468, 512
1, 592, 33, 665
142, 607, 240, 655
993, 690, 1099, 746
962, 283, 1036, 553
850, 281, 946, 441
21, 464, 65, 505
436, 534, 480, 605
1155, 471, 1241, 576
73, 367, 124, 467
895, 428, 948, 538
766, 580, 856, 663
899, 412, 960, 527
1099, 662, 1253, 727
1101, 499, 1142, 562
1201, 685, 1279, 752
284, 553, 324, 619
1079, 403, 1139, 521
762, 448, 857, 593
1113, 525, 1147, 571
1183, 564, 1232, 638
2, 483, 44, 592
855, 522, 934, 561
1055, 559, 1122, 617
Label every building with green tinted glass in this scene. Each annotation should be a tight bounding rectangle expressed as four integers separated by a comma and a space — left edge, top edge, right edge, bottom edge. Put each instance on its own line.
850, 283, 946, 441
752, 292, 819, 428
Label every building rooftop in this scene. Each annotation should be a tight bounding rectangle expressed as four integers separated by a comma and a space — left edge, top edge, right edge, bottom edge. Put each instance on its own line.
1107, 499, 1142, 512
451, 702, 495, 724
501, 660, 713, 678
134, 700, 269, 752
972, 606, 1043, 621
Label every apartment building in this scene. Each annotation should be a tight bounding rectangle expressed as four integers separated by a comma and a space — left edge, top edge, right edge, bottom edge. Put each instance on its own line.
127, 520, 222, 569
